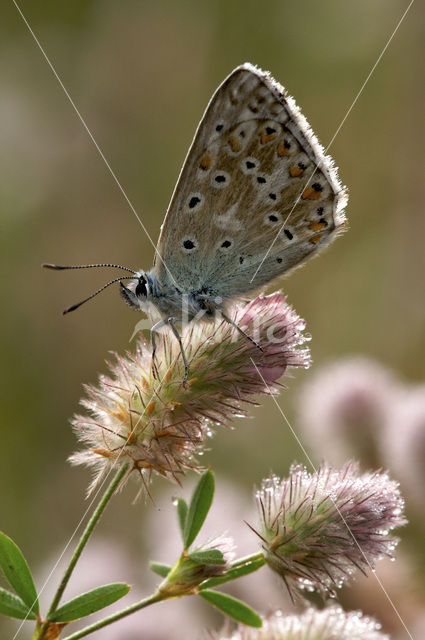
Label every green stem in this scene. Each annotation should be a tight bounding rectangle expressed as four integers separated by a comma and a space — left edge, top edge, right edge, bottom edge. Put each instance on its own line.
62, 592, 163, 640
61, 552, 265, 639
36, 463, 129, 640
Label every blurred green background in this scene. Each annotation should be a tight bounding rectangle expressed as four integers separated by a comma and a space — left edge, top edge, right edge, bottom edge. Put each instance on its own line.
0, 1, 424, 638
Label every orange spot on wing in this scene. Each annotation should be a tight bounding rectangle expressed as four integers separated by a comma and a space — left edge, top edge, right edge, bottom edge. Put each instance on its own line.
308, 221, 327, 231
199, 153, 213, 170
228, 135, 241, 152
260, 130, 278, 144
302, 187, 322, 200
309, 233, 323, 244
277, 141, 290, 156
289, 166, 305, 177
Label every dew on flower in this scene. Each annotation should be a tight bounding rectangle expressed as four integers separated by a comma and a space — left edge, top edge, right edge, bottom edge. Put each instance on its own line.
210, 606, 389, 639
253, 461, 406, 600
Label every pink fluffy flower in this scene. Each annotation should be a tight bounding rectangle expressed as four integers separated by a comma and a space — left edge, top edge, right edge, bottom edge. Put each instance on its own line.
296, 358, 400, 467
69, 293, 310, 493
211, 606, 389, 640
380, 385, 425, 510
254, 462, 406, 600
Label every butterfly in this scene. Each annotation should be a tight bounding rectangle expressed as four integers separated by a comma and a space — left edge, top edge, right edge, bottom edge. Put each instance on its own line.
44, 63, 347, 383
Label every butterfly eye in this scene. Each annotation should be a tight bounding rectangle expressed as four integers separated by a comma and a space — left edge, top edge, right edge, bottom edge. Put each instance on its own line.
135, 277, 148, 297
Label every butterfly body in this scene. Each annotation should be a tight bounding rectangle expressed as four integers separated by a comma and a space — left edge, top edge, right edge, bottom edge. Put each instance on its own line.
120, 269, 228, 322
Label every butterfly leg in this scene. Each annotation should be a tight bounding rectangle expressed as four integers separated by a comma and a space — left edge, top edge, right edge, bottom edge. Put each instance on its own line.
150, 318, 169, 380
221, 312, 263, 352
167, 317, 189, 387
150, 317, 189, 385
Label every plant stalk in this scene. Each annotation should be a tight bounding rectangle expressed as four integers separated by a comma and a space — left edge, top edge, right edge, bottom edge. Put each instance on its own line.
62, 592, 163, 640
35, 462, 129, 640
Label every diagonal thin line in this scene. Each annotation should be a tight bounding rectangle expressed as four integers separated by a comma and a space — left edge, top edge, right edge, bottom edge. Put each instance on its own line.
12, 0, 177, 286
10, 5, 179, 635
12, 378, 158, 639
250, 358, 414, 640
12, 461, 123, 638
250, 0, 415, 284
325, 0, 415, 154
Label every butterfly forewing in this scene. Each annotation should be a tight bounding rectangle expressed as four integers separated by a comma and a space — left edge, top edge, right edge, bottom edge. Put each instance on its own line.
153, 63, 347, 298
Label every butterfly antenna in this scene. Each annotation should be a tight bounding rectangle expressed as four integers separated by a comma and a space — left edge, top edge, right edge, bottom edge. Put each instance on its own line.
43, 263, 136, 274
63, 276, 133, 315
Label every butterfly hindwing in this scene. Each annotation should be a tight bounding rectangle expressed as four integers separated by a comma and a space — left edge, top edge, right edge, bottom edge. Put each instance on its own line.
153, 63, 347, 298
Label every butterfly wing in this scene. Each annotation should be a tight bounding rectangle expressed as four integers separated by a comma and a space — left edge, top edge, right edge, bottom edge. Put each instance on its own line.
152, 63, 347, 298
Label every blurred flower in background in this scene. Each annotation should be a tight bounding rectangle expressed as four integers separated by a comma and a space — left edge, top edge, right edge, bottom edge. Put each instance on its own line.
296, 357, 400, 468
211, 606, 389, 640
379, 385, 425, 512
296, 356, 425, 514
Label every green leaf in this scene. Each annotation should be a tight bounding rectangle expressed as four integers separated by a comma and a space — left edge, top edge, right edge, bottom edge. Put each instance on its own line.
176, 498, 188, 539
0, 587, 37, 620
200, 590, 262, 627
0, 532, 39, 613
200, 556, 266, 590
183, 470, 214, 548
149, 561, 172, 578
50, 583, 130, 622
188, 549, 225, 565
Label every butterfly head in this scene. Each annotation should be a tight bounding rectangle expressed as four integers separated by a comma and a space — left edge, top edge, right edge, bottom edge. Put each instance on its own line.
120, 270, 152, 311
42, 262, 153, 314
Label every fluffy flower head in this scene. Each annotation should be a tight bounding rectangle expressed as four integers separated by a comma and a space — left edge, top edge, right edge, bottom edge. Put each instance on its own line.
212, 606, 389, 640
69, 293, 310, 492
254, 462, 405, 599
